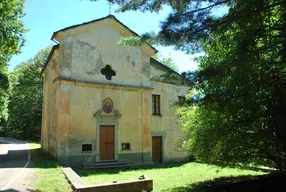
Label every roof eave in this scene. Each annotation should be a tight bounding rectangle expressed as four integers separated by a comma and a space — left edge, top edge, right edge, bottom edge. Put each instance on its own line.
150, 57, 179, 74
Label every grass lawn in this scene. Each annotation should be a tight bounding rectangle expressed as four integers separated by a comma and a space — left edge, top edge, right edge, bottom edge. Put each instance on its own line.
75, 162, 264, 192
29, 142, 72, 192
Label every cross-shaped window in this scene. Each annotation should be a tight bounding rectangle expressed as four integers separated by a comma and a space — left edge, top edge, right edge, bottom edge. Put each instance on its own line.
100, 65, 116, 80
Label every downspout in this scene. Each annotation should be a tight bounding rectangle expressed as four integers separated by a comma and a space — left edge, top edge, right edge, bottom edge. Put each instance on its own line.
52, 39, 59, 45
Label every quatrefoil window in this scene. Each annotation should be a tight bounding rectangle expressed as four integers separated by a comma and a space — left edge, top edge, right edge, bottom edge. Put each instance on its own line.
100, 65, 116, 80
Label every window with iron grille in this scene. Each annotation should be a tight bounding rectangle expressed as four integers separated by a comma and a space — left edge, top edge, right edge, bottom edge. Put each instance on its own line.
82, 144, 92, 152
152, 95, 161, 115
122, 143, 131, 150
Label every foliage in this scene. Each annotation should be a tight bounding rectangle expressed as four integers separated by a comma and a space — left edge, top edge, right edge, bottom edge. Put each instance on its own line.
0, 0, 26, 133
6, 47, 50, 140
98, 0, 286, 171
75, 162, 262, 192
29, 142, 72, 192
0, 0, 25, 65
180, 1, 286, 171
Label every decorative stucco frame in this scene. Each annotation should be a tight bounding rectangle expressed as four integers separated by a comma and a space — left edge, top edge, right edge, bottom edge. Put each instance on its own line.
151, 131, 167, 163
94, 114, 121, 162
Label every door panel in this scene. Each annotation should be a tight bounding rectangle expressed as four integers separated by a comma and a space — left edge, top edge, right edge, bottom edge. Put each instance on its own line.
152, 136, 162, 163
100, 125, 115, 160
106, 126, 114, 160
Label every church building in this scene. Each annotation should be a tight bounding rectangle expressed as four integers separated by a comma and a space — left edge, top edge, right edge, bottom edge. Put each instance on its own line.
41, 15, 190, 166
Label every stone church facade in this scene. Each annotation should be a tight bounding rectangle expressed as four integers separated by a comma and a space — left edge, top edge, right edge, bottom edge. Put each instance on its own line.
41, 15, 189, 166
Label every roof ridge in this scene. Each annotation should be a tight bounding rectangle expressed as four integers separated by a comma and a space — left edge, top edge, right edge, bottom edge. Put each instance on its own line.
51, 15, 113, 40
50, 15, 157, 53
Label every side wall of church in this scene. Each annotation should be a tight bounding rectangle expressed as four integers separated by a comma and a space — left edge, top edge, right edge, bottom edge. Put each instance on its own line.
151, 82, 190, 162
41, 48, 60, 157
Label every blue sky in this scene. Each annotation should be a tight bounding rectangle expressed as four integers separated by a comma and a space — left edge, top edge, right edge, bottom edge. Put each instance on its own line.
9, 0, 201, 72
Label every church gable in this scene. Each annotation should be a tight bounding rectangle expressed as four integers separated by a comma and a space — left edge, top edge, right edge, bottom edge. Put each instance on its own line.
43, 15, 180, 87
52, 15, 157, 56
60, 25, 149, 87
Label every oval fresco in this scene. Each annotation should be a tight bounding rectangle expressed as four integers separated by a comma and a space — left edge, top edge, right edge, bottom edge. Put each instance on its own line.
102, 98, 113, 114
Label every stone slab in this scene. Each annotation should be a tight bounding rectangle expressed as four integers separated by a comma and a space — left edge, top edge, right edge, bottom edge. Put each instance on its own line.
62, 167, 86, 189
77, 179, 153, 192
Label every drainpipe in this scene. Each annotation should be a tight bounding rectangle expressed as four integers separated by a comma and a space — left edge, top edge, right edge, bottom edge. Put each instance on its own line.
52, 39, 59, 45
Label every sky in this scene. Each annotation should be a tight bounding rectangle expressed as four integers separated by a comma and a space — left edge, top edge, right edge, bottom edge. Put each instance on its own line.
9, 0, 201, 72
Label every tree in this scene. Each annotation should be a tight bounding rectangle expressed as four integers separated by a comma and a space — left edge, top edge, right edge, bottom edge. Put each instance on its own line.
0, 0, 25, 64
0, 0, 26, 131
152, 53, 179, 72
99, 0, 286, 170
6, 47, 50, 141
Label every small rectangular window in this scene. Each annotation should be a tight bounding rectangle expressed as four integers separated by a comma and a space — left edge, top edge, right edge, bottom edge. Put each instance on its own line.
152, 95, 161, 115
122, 143, 131, 150
178, 96, 186, 102
82, 144, 92, 152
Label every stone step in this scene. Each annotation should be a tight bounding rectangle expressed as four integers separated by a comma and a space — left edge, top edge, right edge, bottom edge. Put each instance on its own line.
80, 164, 132, 170
89, 160, 118, 165
80, 161, 134, 169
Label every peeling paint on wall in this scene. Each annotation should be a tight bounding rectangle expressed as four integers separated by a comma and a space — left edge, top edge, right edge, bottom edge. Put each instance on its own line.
62, 39, 73, 69
73, 39, 104, 75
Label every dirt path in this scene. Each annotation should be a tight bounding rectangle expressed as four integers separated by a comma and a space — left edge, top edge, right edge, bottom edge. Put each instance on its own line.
0, 137, 37, 192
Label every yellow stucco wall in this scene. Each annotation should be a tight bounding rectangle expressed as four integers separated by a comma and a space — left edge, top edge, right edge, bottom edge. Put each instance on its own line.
61, 85, 146, 153
56, 80, 189, 163
151, 82, 189, 161
41, 48, 60, 157
54, 24, 155, 164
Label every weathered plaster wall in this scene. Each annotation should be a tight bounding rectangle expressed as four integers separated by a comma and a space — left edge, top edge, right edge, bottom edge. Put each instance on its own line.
49, 18, 190, 165
57, 82, 152, 165
151, 82, 189, 162
60, 26, 151, 88
41, 48, 60, 157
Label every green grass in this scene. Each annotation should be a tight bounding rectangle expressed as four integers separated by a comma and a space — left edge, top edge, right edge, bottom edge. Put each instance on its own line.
29, 142, 72, 192
75, 162, 264, 192
28, 143, 265, 191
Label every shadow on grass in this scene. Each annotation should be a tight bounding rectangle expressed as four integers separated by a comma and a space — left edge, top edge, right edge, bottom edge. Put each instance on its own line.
74, 162, 187, 176
29, 147, 73, 192
30, 148, 60, 169
162, 173, 286, 192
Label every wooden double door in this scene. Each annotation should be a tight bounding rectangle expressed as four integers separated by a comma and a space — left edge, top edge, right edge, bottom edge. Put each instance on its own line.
100, 125, 115, 161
